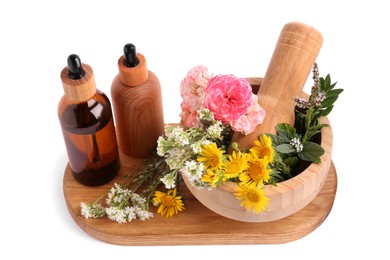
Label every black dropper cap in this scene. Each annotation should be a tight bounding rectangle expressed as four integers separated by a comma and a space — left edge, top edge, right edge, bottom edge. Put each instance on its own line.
123, 43, 139, 68
67, 54, 86, 80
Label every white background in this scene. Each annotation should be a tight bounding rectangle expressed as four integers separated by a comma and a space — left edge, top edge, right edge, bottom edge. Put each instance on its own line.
1, 0, 388, 259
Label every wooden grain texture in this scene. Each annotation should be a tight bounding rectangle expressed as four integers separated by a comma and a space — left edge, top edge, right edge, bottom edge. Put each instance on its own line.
63, 152, 337, 245
230, 22, 323, 151
111, 55, 164, 158
61, 63, 96, 103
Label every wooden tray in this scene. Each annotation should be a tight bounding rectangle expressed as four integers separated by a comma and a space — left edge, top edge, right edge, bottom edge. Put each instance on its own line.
63, 150, 337, 245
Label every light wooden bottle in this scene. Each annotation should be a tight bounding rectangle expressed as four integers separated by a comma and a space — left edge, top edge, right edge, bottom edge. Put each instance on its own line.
58, 54, 120, 186
229, 22, 323, 150
111, 44, 164, 158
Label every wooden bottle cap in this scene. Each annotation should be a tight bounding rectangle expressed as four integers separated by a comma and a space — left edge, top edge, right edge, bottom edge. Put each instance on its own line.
118, 53, 148, 86
61, 63, 96, 103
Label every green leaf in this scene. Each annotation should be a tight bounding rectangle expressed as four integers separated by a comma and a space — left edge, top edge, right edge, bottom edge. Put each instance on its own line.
305, 129, 322, 141
274, 151, 284, 162
324, 74, 331, 91
328, 81, 338, 91
319, 77, 324, 89
277, 132, 292, 143
283, 156, 299, 168
320, 105, 334, 116
298, 142, 325, 162
311, 123, 329, 130
281, 165, 291, 175
267, 133, 285, 146
309, 110, 322, 125
276, 123, 296, 136
269, 170, 284, 183
278, 130, 291, 144
306, 123, 328, 139
267, 177, 278, 186
319, 74, 332, 92
276, 144, 295, 154
275, 123, 296, 142
312, 157, 322, 163
321, 95, 339, 108
326, 88, 343, 98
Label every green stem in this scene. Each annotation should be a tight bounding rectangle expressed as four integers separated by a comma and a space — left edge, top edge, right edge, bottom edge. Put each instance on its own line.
123, 154, 165, 189
144, 166, 170, 209
92, 191, 108, 204
302, 108, 314, 142
136, 160, 165, 190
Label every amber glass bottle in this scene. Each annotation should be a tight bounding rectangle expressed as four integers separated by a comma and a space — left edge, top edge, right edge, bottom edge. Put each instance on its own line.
58, 54, 120, 186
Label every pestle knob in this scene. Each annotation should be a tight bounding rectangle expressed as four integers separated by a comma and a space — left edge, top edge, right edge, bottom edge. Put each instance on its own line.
229, 22, 323, 151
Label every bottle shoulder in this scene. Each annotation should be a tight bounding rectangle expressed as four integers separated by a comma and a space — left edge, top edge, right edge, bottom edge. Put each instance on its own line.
58, 90, 113, 133
146, 70, 161, 87
111, 71, 161, 90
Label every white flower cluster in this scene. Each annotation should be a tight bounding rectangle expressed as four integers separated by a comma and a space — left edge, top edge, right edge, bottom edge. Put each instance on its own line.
105, 206, 136, 224
206, 121, 223, 139
157, 109, 228, 189
160, 171, 176, 189
290, 137, 304, 153
106, 183, 131, 205
80, 202, 105, 219
104, 183, 153, 223
180, 160, 205, 188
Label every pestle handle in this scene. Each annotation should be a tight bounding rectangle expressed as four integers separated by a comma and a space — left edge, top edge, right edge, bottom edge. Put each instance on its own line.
230, 22, 323, 150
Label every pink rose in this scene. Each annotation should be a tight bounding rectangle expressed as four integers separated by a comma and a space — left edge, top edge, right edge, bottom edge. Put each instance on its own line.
180, 98, 200, 127
230, 94, 266, 135
180, 65, 210, 112
204, 75, 252, 123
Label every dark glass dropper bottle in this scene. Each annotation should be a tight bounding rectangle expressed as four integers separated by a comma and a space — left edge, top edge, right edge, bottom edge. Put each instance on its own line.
58, 54, 120, 186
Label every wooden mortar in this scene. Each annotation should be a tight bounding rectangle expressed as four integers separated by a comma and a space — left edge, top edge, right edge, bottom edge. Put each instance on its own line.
182, 78, 333, 223
229, 22, 323, 151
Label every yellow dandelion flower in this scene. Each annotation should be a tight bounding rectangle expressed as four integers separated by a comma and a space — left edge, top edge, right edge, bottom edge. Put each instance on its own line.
250, 134, 275, 163
153, 189, 185, 218
234, 182, 269, 214
223, 151, 249, 179
239, 155, 271, 186
197, 142, 223, 170
201, 169, 220, 187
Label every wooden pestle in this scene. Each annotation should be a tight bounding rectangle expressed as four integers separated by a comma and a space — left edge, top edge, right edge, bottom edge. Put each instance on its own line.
229, 22, 323, 151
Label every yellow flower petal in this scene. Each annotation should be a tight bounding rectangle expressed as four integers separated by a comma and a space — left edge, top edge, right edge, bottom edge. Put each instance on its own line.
239, 154, 271, 186
234, 183, 269, 214
197, 142, 223, 170
153, 189, 185, 218
250, 134, 275, 162
223, 151, 249, 179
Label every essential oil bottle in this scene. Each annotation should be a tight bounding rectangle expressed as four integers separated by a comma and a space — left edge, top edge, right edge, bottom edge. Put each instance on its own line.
58, 54, 120, 186
111, 43, 164, 158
